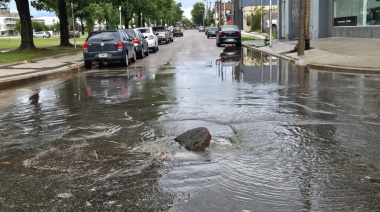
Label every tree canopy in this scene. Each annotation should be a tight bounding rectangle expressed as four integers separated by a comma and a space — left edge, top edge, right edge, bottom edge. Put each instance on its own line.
0, 0, 187, 50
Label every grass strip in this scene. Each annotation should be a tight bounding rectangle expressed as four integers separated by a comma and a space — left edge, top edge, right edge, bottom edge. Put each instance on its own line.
0, 37, 85, 64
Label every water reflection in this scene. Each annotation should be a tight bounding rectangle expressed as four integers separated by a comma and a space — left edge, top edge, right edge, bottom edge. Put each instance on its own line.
85, 67, 147, 104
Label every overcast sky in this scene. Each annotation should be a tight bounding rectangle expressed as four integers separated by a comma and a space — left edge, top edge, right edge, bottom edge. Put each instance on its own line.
7, 0, 206, 25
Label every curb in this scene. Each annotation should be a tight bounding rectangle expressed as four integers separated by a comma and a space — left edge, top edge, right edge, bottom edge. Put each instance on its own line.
243, 44, 380, 75
0, 64, 86, 90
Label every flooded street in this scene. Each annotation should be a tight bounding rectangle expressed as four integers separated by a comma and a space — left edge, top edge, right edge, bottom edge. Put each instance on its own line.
1, 30, 380, 211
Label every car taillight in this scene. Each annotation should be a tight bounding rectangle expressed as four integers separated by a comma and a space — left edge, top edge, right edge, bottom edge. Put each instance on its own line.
148, 35, 154, 40
117, 41, 123, 51
133, 38, 140, 44
237, 31, 241, 37
219, 32, 223, 37
83, 42, 88, 52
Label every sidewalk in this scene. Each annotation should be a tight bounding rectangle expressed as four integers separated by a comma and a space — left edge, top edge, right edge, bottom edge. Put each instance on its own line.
242, 31, 380, 74
0, 51, 85, 89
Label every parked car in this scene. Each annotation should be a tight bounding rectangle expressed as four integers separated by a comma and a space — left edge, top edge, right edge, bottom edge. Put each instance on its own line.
173, 26, 183, 37
33, 31, 50, 38
69, 31, 80, 38
83, 30, 136, 69
136, 27, 159, 53
124, 28, 149, 59
207, 27, 218, 38
216, 25, 242, 47
152, 26, 170, 44
198, 26, 205, 32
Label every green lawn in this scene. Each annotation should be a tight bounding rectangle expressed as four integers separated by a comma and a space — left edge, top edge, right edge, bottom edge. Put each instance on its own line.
0, 36, 86, 64
0, 36, 86, 50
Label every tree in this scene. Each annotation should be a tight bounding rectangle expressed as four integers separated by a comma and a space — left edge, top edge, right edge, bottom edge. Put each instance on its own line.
0, 0, 36, 50
15, 0, 36, 50
191, 2, 204, 26
31, 0, 71, 46
32, 21, 45, 31
297, 0, 305, 56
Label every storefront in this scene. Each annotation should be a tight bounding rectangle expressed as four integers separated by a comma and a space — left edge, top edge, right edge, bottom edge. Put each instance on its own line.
332, 0, 380, 37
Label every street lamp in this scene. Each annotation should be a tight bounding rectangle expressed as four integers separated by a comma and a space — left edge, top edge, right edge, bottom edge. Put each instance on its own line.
119, 6, 122, 29
71, 0, 76, 49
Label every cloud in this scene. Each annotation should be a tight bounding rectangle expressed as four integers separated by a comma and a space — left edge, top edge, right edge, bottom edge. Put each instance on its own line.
183, 7, 192, 20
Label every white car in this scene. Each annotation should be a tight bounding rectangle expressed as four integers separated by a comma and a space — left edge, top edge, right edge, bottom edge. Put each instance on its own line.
33, 31, 51, 38
136, 27, 159, 53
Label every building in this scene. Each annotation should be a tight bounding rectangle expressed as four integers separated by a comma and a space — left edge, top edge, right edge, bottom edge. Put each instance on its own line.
214, 1, 234, 27
235, 0, 380, 39
0, 7, 18, 36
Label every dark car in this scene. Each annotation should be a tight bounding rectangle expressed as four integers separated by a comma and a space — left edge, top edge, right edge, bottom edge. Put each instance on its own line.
83, 30, 136, 69
124, 28, 149, 59
219, 46, 241, 67
207, 27, 218, 38
216, 25, 242, 47
173, 26, 183, 37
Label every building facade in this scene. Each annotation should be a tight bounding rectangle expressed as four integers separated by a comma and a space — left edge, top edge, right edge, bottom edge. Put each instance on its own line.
0, 7, 18, 36
235, 0, 380, 39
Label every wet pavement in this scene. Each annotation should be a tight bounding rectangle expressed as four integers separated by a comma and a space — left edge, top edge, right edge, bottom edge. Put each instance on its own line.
1, 30, 380, 211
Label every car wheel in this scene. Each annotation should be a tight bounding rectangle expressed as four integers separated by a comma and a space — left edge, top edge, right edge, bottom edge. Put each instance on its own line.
131, 51, 137, 63
120, 53, 128, 67
139, 48, 144, 59
84, 61, 92, 69
152, 47, 157, 53
145, 47, 150, 56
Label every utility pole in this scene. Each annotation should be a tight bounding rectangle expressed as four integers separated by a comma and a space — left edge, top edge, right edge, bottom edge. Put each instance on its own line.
297, 0, 305, 56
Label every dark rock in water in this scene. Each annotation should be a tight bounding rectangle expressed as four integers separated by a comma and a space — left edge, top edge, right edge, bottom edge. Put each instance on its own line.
174, 127, 211, 151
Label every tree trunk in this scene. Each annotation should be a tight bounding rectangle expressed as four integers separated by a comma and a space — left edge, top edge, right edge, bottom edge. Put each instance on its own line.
137, 10, 142, 27
297, 0, 305, 56
15, 0, 36, 50
305, 0, 310, 50
58, 0, 71, 47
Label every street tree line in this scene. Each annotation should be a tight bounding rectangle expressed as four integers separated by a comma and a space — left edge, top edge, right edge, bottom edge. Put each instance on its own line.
0, 0, 184, 50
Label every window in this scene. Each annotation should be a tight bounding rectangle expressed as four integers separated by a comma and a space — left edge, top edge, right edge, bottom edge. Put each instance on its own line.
334, 0, 380, 26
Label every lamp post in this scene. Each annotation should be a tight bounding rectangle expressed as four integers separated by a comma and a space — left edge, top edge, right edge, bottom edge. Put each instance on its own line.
71, 0, 76, 49
119, 6, 122, 29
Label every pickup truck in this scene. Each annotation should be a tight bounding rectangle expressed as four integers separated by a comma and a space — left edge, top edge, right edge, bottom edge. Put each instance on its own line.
152, 26, 170, 44
266, 19, 277, 32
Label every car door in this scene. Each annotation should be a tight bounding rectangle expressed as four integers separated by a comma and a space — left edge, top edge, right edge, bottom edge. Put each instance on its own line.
120, 31, 134, 59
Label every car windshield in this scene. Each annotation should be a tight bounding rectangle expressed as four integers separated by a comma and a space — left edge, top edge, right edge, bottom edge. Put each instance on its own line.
87, 31, 119, 42
138, 28, 151, 34
221, 25, 239, 31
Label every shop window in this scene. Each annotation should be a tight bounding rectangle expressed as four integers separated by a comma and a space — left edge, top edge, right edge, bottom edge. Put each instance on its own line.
334, 0, 380, 26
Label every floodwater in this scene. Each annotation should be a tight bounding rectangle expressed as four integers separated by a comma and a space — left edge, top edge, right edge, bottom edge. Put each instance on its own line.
1, 46, 380, 211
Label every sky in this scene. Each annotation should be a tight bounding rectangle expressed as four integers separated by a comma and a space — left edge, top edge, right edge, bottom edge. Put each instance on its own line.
7, 0, 203, 25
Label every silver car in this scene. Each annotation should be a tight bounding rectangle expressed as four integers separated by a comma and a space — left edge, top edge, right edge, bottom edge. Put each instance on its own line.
33, 31, 50, 38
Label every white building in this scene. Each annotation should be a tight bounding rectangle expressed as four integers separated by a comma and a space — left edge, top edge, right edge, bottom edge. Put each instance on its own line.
0, 7, 18, 36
